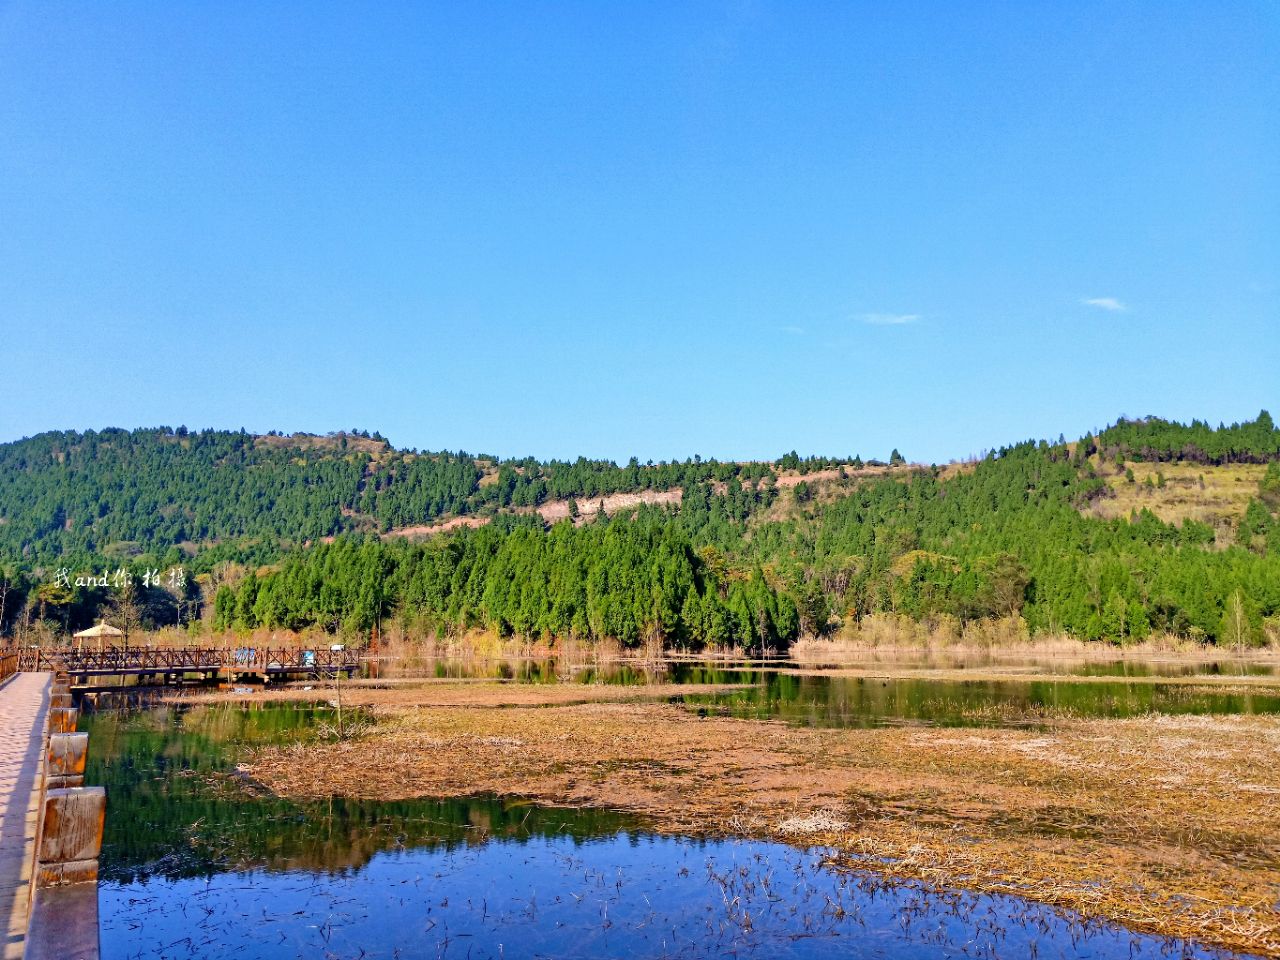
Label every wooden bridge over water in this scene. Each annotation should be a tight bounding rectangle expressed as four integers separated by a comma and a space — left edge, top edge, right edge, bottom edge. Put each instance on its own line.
13, 645, 363, 688
0, 645, 364, 955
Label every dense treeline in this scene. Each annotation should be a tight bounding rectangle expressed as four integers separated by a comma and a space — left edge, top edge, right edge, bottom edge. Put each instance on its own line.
0, 428, 364, 569
0, 428, 841, 568
1097, 411, 1280, 464
214, 514, 800, 650
739, 442, 1278, 645
215, 434, 1280, 648
5, 417, 1280, 647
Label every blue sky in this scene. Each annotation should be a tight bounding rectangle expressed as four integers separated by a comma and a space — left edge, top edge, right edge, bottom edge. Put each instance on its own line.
1, 2, 1276, 463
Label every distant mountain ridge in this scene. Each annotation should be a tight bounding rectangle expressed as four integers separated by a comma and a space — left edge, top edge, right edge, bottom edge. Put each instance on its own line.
0, 426, 860, 569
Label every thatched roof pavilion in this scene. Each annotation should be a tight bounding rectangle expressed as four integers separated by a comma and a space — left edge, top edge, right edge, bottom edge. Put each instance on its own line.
72, 623, 124, 639
72, 622, 125, 649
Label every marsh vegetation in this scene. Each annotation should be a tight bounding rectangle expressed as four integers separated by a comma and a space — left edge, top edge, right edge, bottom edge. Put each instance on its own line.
84, 680, 1266, 959
76, 649, 1279, 957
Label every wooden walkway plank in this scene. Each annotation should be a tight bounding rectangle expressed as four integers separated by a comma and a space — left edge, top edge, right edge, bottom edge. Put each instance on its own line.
0, 673, 50, 960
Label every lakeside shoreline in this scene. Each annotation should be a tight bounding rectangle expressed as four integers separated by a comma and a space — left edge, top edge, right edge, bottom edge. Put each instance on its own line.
167, 661, 1280, 958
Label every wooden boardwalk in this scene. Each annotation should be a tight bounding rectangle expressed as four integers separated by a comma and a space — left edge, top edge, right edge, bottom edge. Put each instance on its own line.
0, 673, 50, 960
14, 646, 361, 687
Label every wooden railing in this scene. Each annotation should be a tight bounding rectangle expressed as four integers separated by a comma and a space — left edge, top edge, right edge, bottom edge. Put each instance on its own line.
0, 649, 17, 685
5, 645, 362, 678
26, 670, 104, 960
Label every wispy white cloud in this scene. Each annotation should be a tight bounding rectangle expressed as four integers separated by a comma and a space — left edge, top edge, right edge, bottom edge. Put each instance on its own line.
1081, 297, 1126, 312
781, 324, 805, 335
862, 312, 920, 326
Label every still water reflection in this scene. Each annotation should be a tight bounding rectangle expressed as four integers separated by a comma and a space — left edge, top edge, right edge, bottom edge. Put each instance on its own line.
668, 666, 1280, 727
375, 656, 1280, 727
86, 701, 1247, 959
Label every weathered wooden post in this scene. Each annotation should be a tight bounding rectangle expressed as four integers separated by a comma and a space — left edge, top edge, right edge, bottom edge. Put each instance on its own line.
34, 787, 105, 887
24, 668, 104, 960
47, 733, 89, 789
49, 706, 79, 733
25, 787, 105, 960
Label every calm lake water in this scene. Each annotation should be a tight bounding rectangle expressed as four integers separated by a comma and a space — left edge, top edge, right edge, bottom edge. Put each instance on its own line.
668, 667, 1280, 727
390, 655, 1279, 683
369, 656, 1280, 727
84, 701, 1253, 960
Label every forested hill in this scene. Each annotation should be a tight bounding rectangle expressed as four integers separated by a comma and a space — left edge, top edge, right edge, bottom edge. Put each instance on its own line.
0, 427, 858, 569
1096, 412, 1280, 463
2, 413, 1278, 648
211, 420, 1280, 648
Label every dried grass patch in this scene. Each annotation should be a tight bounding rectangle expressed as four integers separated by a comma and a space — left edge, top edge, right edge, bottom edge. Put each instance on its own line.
240, 681, 1280, 955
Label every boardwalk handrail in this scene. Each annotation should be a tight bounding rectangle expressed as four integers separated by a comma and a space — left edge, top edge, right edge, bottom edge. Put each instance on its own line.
0, 649, 17, 685
25, 670, 105, 960
4, 644, 362, 677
